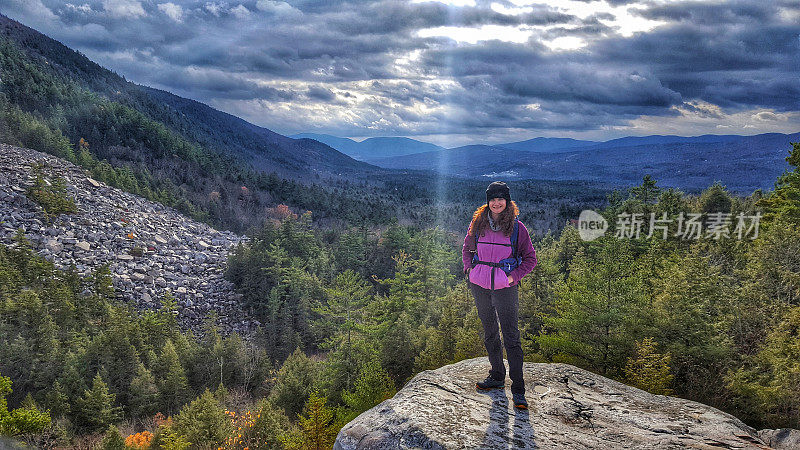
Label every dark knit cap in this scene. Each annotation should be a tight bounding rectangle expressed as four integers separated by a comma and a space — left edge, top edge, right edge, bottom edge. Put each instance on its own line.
486, 181, 511, 204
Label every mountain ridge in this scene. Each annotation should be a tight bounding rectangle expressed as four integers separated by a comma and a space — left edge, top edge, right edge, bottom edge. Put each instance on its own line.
0, 13, 374, 180
368, 132, 800, 193
290, 133, 445, 161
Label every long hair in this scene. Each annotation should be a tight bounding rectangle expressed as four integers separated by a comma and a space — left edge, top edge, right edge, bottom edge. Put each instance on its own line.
468, 201, 519, 238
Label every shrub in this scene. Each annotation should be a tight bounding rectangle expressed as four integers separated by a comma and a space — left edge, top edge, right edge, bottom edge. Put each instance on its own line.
0, 373, 51, 436
223, 399, 289, 450
100, 425, 126, 450
624, 338, 674, 396
125, 430, 153, 449
25, 164, 77, 223
170, 389, 232, 448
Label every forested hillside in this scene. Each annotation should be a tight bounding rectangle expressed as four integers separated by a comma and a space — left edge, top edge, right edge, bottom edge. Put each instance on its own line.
2, 141, 798, 448
0, 14, 607, 235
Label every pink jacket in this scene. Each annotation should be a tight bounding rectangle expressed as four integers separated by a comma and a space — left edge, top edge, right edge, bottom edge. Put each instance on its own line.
462, 220, 538, 290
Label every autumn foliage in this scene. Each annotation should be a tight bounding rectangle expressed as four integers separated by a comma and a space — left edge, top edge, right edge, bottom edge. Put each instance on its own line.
125, 430, 153, 449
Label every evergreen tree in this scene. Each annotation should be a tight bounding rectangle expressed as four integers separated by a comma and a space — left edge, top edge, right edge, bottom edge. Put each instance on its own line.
379, 312, 418, 386
282, 391, 337, 450
699, 182, 733, 216
269, 348, 319, 419
727, 306, 800, 429
342, 357, 395, 422
414, 284, 472, 371
128, 363, 159, 418
315, 270, 371, 393
75, 374, 122, 432
453, 304, 485, 362
732, 219, 800, 355
156, 340, 190, 415
518, 237, 562, 356
171, 389, 232, 449
623, 338, 674, 396
239, 399, 290, 450
100, 425, 126, 450
0, 373, 51, 436
757, 141, 800, 228
629, 174, 661, 205
652, 245, 733, 404
44, 381, 70, 419
538, 238, 646, 376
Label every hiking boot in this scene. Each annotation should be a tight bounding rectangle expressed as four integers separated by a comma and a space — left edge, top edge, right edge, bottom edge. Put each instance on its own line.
513, 392, 528, 410
476, 376, 504, 391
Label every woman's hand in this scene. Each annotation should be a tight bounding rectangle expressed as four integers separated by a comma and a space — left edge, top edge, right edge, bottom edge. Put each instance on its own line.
507, 275, 514, 284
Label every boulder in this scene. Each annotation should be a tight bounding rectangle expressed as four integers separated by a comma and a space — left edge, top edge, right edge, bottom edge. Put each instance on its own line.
335, 358, 778, 449
759, 429, 800, 449
44, 239, 63, 253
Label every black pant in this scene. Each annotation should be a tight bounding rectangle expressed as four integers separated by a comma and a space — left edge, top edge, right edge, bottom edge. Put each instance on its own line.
470, 282, 525, 395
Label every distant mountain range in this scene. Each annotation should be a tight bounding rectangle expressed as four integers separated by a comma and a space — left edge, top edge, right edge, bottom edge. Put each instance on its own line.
365, 133, 799, 193
290, 133, 445, 162
290, 131, 797, 193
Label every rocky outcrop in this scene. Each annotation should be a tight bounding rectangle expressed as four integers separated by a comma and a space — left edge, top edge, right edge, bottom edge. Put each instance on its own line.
759, 429, 800, 450
0, 144, 258, 334
336, 358, 794, 449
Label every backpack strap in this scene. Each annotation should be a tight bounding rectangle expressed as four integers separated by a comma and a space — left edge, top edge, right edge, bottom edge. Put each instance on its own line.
510, 218, 519, 259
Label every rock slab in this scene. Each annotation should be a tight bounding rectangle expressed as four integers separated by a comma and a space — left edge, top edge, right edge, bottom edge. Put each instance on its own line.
336, 358, 784, 449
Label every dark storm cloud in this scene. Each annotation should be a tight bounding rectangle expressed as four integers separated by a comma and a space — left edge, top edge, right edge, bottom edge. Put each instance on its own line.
632, 1, 775, 24
306, 85, 335, 101
2, 0, 798, 139
592, 5, 800, 112
151, 67, 298, 100
569, 0, 640, 5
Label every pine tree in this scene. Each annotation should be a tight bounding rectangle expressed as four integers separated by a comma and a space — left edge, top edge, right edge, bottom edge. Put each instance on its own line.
315, 270, 371, 392
171, 389, 232, 448
652, 245, 733, 403
282, 391, 337, 450
414, 284, 472, 371
630, 174, 661, 205
76, 374, 122, 432
45, 380, 70, 419
454, 304, 485, 362
129, 363, 159, 418
727, 306, 800, 429
732, 219, 800, 355
757, 141, 800, 228
538, 238, 646, 376
379, 312, 417, 386
156, 340, 190, 415
269, 348, 319, 419
342, 357, 395, 422
623, 338, 674, 395
699, 182, 733, 216
100, 425, 126, 450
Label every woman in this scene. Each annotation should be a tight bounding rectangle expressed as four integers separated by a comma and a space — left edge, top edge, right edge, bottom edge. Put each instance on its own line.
462, 181, 537, 410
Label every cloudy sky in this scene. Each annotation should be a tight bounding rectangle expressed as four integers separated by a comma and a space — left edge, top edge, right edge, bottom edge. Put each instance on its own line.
2, 0, 799, 146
